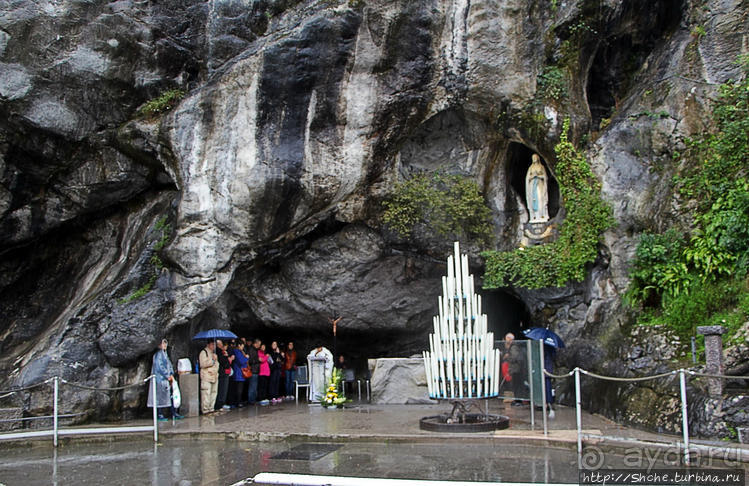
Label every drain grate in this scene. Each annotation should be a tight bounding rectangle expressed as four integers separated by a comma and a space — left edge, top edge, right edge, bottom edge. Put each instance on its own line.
270, 443, 343, 461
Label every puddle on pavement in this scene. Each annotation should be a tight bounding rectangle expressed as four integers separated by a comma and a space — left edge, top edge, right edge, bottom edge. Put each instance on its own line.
271, 443, 343, 461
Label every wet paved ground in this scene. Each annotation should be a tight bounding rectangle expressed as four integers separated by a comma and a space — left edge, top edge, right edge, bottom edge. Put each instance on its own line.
0, 438, 586, 485
155, 399, 633, 440
1, 400, 748, 485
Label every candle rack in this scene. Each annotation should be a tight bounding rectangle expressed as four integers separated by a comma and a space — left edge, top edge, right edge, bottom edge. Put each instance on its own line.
420, 242, 509, 432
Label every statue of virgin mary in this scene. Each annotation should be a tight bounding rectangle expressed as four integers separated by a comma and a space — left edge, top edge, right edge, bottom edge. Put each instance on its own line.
525, 154, 549, 223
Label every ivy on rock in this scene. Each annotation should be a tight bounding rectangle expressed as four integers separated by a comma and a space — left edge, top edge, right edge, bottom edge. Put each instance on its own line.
626, 56, 749, 344
119, 216, 172, 304
382, 173, 494, 246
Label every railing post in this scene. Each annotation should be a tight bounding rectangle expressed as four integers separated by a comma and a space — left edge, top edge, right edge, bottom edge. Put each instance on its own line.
151, 376, 158, 443
53, 376, 59, 447
540, 340, 547, 437
527, 341, 535, 430
679, 369, 690, 465
575, 367, 582, 469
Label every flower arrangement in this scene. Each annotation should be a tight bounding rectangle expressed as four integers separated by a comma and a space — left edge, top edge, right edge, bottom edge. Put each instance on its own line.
321, 368, 349, 408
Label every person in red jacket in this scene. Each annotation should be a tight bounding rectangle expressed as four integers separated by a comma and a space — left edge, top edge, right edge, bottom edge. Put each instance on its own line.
257, 343, 271, 405
283, 342, 298, 399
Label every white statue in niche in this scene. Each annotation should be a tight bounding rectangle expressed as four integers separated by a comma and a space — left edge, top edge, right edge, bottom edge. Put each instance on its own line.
525, 154, 549, 223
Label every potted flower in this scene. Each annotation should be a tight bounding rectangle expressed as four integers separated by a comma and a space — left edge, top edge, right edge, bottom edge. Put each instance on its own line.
321, 368, 349, 409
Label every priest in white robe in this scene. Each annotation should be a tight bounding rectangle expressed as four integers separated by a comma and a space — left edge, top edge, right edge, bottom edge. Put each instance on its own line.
307, 345, 334, 402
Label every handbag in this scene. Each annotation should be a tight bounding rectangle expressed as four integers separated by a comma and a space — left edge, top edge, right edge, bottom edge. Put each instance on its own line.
501, 361, 511, 382
171, 380, 182, 409
241, 366, 252, 379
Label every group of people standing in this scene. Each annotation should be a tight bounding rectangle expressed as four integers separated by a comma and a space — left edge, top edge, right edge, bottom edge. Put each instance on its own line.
197, 338, 299, 414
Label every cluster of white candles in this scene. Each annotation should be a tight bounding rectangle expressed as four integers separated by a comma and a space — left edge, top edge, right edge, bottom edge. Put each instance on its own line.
423, 242, 501, 399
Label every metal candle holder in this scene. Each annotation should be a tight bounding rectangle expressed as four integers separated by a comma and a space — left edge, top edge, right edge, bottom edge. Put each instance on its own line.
420, 242, 508, 432
423, 242, 500, 400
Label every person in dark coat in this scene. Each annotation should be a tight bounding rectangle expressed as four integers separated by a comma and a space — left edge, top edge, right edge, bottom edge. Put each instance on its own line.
214, 339, 234, 410
246, 339, 261, 404
230, 342, 249, 407
268, 341, 284, 403
502, 333, 527, 406
544, 343, 557, 418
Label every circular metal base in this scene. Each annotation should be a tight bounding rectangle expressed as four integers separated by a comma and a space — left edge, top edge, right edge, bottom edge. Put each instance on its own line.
419, 413, 510, 433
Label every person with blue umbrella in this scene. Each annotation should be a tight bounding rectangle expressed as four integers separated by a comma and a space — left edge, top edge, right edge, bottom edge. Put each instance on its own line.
193, 329, 237, 414
523, 326, 565, 417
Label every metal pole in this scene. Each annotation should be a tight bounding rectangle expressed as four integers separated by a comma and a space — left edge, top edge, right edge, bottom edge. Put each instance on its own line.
691, 337, 697, 364
151, 376, 158, 443
53, 447, 58, 486
53, 376, 59, 447
540, 340, 547, 437
527, 341, 534, 430
575, 367, 582, 469
679, 369, 690, 465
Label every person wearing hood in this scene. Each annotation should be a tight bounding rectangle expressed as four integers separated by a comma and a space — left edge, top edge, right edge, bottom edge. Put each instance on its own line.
147, 339, 182, 420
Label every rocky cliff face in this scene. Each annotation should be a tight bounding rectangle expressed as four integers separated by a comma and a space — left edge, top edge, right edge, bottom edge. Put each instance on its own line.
0, 0, 746, 429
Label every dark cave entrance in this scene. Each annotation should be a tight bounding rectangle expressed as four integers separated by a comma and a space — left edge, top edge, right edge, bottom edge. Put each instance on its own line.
224, 324, 430, 379
507, 142, 560, 219
225, 307, 432, 378
586, 0, 684, 128
479, 289, 531, 342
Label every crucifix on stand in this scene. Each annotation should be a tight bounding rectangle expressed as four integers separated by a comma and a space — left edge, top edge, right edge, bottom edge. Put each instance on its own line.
328, 315, 342, 359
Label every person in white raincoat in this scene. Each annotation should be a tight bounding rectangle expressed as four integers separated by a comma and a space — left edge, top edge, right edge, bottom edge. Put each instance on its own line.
147, 339, 180, 420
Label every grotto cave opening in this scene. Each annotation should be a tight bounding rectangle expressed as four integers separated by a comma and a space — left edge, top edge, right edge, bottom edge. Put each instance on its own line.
507, 142, 560, 220
585, 0, 683, 128
478, 289, 531, 342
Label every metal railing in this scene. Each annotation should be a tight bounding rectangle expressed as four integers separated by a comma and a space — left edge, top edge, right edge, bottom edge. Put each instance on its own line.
543, 364, 749, 467
0, 375, 159, 446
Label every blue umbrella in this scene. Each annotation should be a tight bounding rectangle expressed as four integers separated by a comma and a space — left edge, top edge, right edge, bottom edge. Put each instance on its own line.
523, 327, 565, 349
192, 329, 238, 340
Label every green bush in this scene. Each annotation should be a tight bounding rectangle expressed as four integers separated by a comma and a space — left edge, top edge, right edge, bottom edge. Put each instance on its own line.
482, 119, 614, 289
138, 89, 185, 118
382, 173, 494, 245
625, 229, 690, 306
120, 274, 158, 304
637, 277, 749, 343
